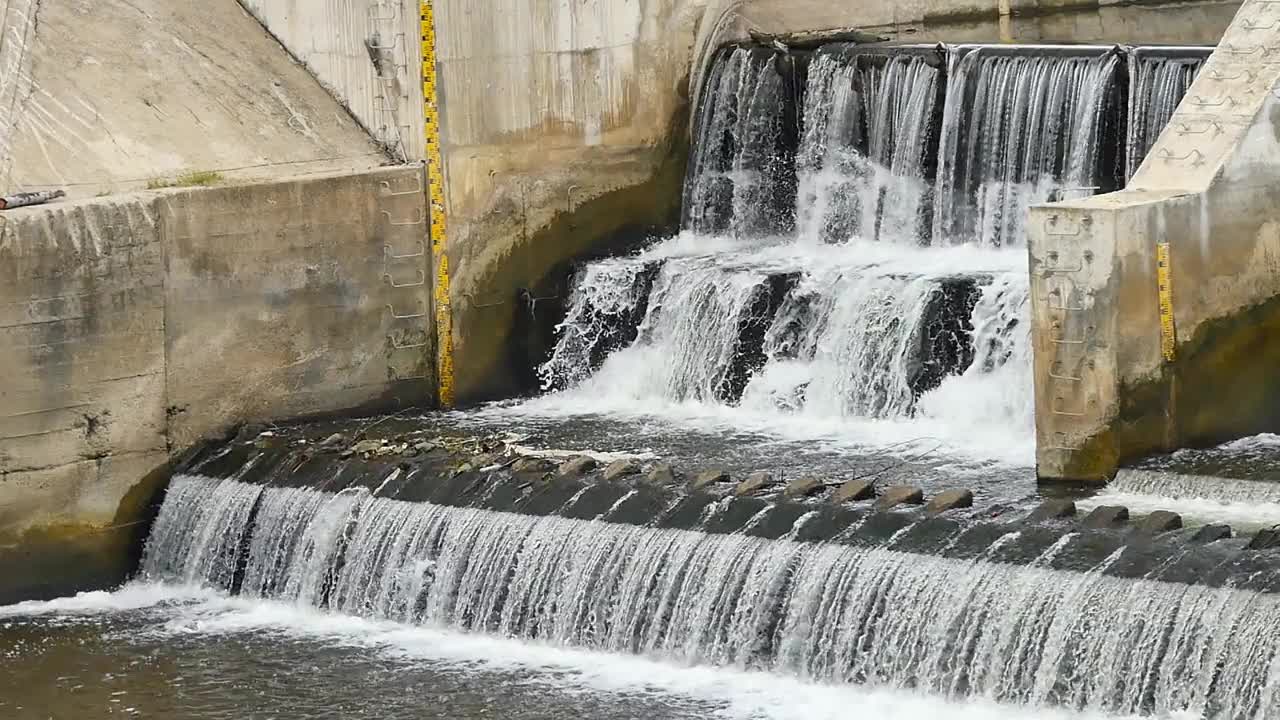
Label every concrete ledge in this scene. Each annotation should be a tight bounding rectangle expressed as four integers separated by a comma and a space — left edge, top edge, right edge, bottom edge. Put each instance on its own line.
0, 165, 433, 600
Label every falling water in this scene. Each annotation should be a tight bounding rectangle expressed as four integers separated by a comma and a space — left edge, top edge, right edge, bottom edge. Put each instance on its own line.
145, 475, 1280, 719
795, 48, 941, 244
684, 46, 798, 237
932, 48, 1123, 247
1127, 51, 1208, 179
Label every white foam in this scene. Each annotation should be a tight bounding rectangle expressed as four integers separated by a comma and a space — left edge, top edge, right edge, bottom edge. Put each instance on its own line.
1078, 492, 1280, 532
83, 584, 1134, 720
0, 583, 214, 618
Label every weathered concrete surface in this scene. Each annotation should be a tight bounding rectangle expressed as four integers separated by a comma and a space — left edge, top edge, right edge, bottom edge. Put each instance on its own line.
238, 0, 425, 161
0, 0, 386, 199
0, 165, 431, 602
1030, 0, 1280, 481
432, 0, 1240, 402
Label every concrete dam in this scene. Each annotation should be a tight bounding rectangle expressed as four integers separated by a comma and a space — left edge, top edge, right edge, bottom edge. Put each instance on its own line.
9, 0, 1280, 718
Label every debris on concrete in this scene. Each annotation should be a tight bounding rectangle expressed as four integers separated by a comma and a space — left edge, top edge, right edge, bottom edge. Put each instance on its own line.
0, 189, 65, 210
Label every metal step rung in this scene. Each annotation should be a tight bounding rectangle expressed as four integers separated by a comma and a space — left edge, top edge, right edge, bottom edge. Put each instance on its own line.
368, 33, 403, 51
386, 301, 427, 319
376, 179, 422, 198
382, 209, 425, 226
390, 337, 429, 349
385, 241, 425, 260
384, 270, 426, 288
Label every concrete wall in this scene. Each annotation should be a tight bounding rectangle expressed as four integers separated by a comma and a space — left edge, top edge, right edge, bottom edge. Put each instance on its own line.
1030, 0, 1280, 482
237, 0, 426, 161
0, 165, 432, 602
428, 0, 1241, 403
0, 0, 386, 199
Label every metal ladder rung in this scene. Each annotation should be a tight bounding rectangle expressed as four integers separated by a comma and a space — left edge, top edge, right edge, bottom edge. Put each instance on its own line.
384, 271, 426, 288
386, 301, 427, 319
382, 209, 425, 226
385, 242, 426, 260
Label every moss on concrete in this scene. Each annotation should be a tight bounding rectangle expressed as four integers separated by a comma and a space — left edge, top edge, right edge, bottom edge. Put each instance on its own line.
1068, 291, 1280, 482
0, 460, 172, 605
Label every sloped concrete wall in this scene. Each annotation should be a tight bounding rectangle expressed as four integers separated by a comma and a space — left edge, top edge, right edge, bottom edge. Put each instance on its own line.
0, 0, 387, 199
1030, 0, 1280, 482
0, 165, 432, 602
237, 0, 426, 160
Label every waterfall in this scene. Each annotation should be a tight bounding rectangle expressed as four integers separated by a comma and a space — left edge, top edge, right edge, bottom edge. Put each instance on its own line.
145, 474, 1280, 719
546, 249, 1017, 422
932, 48, 1122, 247
537, 42, 1209, 462
795, 48, 941, 244
684, 47, 798, 237
739, 270, 975, 419
1127, 52, 1207, 179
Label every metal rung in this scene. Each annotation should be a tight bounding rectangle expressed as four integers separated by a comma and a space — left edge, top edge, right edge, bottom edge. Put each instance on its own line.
1209, 70, 1257, 82
391, 337, 429, 349
386, 301, 426, 319
385, 242, 425, 260
1188, 95, 1237, 108
391, 372, 430, 380
384, 271, 426, 288
1049, 367, 1082, 381
1175, 120, 1223, 136
368, 33, 403, 51
1051, 337, 1086, 345
1051, 399, 1086, 417
1158, 148, 1205, 166
382, 209, 425, 226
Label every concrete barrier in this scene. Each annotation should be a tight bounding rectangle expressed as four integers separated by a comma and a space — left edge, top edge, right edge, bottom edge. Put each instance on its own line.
0, 165, 432, 602
1030, 0, 1280, 482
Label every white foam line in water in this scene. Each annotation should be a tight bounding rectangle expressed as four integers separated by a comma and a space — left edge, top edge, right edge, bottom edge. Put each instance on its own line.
19, 582, 1141, 720
504, 443, 658, 464
0, 583, 215, 618
1078, 492, 1280, 532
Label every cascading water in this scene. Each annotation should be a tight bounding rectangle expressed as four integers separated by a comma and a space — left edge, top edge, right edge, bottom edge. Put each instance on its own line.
530, 43, 1208, 466
795, 47, 942, 244
683, 46, 799, 237
932, 47, 1123, 247
143, 474, 1280, 719
1127, 50, 1209, 179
